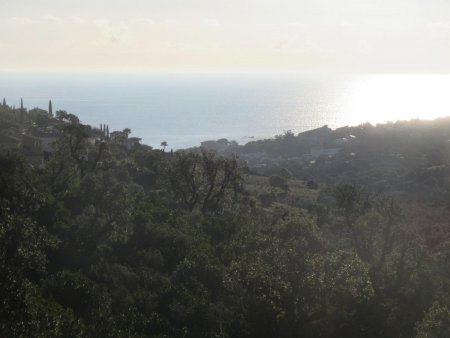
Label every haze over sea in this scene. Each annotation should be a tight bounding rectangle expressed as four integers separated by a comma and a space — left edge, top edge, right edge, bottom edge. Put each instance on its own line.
1, 72, 450, 149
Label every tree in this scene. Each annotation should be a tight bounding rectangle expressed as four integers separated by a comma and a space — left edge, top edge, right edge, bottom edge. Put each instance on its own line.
100, 124, 106, 138
0, 155, 56, 337
2, 98, 5, 106
160, 141, 168, 152
20, 98, 24, 111
167, 150, 243, 213
415, 302, 450, 338
332, 183, 367, 255
56, 110, 79, 124
48, 100, 53, 117
47, 119, 108, 182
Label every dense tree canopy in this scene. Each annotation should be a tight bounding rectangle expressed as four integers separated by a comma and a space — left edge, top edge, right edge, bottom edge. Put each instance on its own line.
1, 108, 450, 337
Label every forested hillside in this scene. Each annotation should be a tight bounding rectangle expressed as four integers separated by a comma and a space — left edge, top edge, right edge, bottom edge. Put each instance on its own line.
1, 104, 450, 337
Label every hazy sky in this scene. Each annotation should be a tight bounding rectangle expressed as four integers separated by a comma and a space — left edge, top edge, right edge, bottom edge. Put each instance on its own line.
1, 0, 450, 72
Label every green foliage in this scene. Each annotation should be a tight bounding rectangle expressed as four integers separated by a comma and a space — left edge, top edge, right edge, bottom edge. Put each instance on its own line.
0, 155, 57, 337
415, 302, 450, 338
1, 111, 449, 337
167, 149, 243, 213
55, 110, 79, 124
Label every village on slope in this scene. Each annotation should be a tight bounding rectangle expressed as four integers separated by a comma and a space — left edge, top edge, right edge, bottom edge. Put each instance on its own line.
0, 98, 142, 167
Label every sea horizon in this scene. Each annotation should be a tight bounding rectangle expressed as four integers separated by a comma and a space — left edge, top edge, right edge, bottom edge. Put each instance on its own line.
1, 72, 450, 149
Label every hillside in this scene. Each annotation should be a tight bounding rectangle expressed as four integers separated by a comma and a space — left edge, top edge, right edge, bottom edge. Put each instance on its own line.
1, 102, 450, 337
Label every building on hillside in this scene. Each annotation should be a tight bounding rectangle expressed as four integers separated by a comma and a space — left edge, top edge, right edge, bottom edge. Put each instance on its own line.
21, 134, 44, 167
333, 134, 356, 146
298, 125, 332, 146
31, 126, 61, 153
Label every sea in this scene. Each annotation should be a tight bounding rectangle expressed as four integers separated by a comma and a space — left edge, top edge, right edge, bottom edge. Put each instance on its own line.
1, 72, 450, 149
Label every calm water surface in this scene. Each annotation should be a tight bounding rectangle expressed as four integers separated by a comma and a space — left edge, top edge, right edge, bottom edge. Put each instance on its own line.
1, 72, 450, 149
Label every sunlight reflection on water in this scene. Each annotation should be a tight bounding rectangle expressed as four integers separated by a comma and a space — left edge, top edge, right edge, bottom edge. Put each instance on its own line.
334, 74, 450, 127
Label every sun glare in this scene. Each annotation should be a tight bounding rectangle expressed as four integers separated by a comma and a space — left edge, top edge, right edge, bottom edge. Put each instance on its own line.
338, 74, 450, 126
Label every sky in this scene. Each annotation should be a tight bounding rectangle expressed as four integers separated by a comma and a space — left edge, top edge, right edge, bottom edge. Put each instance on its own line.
1, 0, 450, 72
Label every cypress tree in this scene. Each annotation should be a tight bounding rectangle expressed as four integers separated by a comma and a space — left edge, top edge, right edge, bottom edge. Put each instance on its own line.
2, 98, 5, 106
106, 125, 109, 138
48, 100, 53, 117
20, 98, 23, 111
